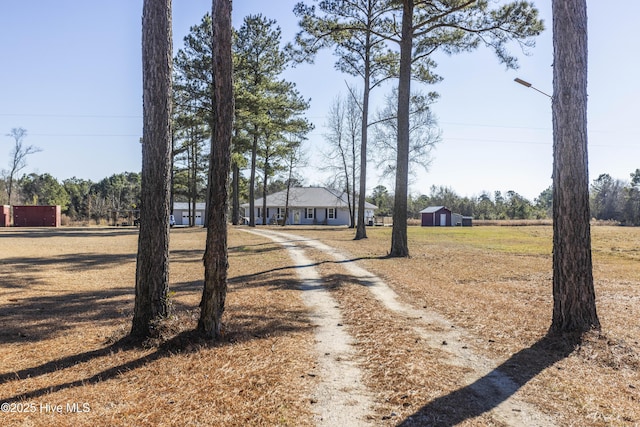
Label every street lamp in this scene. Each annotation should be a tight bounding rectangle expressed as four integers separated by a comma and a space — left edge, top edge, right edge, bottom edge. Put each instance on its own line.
514, 77, 552, 98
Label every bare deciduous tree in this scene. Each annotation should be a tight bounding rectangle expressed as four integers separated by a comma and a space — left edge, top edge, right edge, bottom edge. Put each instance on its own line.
371, 87, 440, 182
3, 128, 41, 205
322, 94, 361, 228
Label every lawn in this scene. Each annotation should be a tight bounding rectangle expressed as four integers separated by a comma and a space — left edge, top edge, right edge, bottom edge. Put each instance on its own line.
0, 225, 638, 426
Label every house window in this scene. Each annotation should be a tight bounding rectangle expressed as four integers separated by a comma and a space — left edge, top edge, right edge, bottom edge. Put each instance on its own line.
305, 208, 314, 219
257, 208, 262, 218
277, 208, 285, 219
328, 208, 336, 220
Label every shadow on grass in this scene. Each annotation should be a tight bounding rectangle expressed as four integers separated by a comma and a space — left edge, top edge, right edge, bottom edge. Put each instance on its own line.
171, 249, 205, 263
0, 287, 132, 343
0, 331, 194, 403
1, 252, 136, 273
0, 299, 313, 404
0, 226, 359, 403
229, 241, 284, 254
229, 255, 387, 288
0, 251, 136, 343
398, 333, 582, 426
0, 270, 313, 405
0, 234, 321, 343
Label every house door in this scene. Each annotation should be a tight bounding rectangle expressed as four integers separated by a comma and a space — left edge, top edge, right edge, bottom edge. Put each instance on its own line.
440, 213, 447, 226
294, 210, 301, 224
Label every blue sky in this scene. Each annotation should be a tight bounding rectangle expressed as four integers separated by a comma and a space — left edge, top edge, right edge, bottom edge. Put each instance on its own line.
1, 1, 638, 201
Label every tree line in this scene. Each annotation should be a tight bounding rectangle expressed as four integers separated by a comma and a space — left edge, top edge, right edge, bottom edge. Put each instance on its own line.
3, 124, 637, 228
0, 170, 142, 224
368, 184, 553, 220
0, 120, 547, 226
589, 171, 640, 225
7, 168, 640, 225
370, 171, 640, 224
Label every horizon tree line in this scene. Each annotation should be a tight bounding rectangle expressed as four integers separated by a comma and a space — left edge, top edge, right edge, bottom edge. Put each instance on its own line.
7, 168, 640, 226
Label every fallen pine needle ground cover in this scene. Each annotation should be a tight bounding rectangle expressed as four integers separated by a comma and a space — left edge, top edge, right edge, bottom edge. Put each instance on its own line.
0, 224, 638, 426
290, 225, 640, 426
0, 227, 315, 426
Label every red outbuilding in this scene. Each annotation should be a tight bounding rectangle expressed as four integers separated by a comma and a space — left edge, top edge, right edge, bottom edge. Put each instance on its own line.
13, 205, 61, 227
420, 205, 472, 227
420, 206, 452, 226
0, 205, 10, 227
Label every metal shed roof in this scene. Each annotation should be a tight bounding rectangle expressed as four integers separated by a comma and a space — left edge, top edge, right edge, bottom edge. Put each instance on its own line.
419, 206, 450, 214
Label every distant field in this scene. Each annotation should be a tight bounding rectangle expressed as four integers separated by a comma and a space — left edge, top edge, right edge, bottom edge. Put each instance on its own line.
0, 225, 638, 426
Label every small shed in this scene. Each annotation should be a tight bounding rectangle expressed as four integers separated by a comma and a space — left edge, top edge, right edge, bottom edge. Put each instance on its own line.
0, 205, 9, 227
13, 205, 61, 227
420, 206, 452, 226
452, 213, 463, 226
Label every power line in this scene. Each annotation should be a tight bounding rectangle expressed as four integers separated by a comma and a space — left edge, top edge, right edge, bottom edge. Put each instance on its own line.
440, 121, 551, 131
0, 113, 141, 119
443, 136, 638, 149
445, 137, 550, 145
28, 133, 140, 137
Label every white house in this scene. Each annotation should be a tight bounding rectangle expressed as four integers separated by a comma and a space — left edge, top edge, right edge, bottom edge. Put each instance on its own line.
173, 202, 206, 226
242, 187, 377, 226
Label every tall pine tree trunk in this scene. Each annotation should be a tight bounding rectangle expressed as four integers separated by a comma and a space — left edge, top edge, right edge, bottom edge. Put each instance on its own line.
249, 131, 258, 227
550, 0, 600, 333
282, 149, 295, 227
132, 0, 172, 338
351, 134, 357, 229
354, 35, 371, 240
232, 161, 240, 225
389, 0, 412, 258
261, 158, 269, 225
190, 131, 198, 226
199, 0, 233, 339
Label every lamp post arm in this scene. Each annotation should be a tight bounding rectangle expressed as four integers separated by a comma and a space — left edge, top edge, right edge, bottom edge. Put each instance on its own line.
514, 77, 552, 99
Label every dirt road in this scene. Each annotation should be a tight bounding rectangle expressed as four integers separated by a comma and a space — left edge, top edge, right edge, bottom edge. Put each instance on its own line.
244, 228, 556, 426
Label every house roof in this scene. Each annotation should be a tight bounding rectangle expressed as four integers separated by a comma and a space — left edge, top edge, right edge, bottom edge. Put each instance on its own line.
419, 206, 450, 214
174, 202, 206, 210
243, 187, 377, 209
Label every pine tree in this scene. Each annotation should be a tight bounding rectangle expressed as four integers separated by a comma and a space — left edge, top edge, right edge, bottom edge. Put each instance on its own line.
293, 0, 396, 239
199, 0, 233, 339
132, 0, 173, 338
235, 15, 311, 226
387, 0, 543, 257
550, 0, 600, 334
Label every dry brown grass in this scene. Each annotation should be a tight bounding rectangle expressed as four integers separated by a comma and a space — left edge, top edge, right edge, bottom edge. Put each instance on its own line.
0, 227, 315, 426
0, 224, 638, 426
472, 219, 553, 226
288, 225, 640, 426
